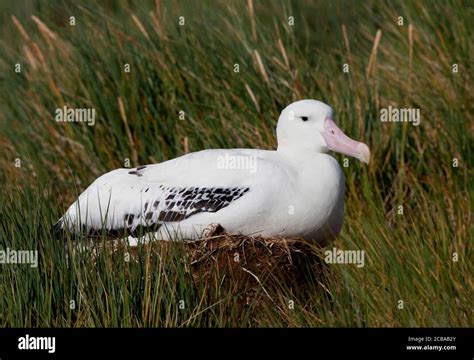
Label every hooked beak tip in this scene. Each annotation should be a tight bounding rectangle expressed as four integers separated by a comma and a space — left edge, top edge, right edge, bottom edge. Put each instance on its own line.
357, 143, 371, 164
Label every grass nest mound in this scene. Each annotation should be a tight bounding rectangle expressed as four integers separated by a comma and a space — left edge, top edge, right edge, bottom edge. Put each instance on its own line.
122, 225, 328, 305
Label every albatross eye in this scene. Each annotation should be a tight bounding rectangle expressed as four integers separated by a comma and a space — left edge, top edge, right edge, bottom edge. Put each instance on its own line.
301, 116, 308, 121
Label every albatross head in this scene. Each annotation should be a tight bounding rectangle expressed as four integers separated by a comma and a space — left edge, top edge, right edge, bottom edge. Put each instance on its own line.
276, 99, 371, 164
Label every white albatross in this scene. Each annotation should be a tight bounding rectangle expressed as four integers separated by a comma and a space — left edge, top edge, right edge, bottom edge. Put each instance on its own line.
57, 99, 370, 245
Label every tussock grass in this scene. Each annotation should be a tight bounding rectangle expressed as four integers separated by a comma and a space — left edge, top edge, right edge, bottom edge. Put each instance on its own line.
0, 0, 472, 327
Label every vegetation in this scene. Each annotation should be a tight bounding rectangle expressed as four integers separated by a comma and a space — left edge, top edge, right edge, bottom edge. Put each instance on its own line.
0, 0, 472, 327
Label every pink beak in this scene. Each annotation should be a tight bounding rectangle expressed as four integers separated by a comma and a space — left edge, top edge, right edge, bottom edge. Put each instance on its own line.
321, 118, 371, 164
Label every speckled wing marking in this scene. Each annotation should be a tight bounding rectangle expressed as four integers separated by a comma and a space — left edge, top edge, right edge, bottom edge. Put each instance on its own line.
116, 186, 250, 236
162, 186, 249, 219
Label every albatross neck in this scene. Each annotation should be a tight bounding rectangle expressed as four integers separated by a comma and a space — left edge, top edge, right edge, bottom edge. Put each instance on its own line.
276, 144, 329, 163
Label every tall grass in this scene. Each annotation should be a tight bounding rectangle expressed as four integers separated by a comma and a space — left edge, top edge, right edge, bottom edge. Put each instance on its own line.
0, 0, 472, 327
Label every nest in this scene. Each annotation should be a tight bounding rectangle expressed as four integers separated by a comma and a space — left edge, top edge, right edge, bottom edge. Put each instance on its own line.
128, 225, 325, 299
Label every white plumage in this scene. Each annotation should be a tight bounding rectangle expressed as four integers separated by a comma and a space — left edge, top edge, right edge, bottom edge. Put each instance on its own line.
58, 100, 370, 245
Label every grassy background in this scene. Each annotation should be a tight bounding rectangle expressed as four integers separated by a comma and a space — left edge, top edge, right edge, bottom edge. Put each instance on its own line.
0, 0, 472, 327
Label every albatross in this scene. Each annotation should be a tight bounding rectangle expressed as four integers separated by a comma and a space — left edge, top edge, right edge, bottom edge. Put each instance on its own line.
57, 99, 370, 245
